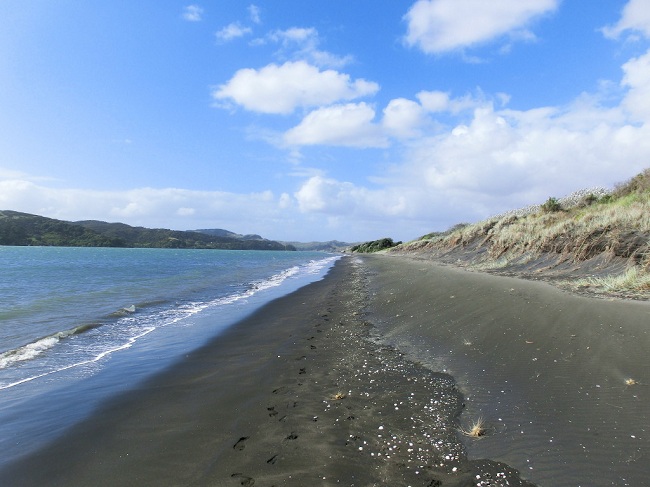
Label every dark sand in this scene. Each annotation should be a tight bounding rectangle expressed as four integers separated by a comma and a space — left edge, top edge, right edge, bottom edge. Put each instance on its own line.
1, 255, 648, 486
363, 254, 650, 486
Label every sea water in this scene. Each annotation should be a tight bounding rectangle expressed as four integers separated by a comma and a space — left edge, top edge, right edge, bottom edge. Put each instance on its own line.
0, 246, 340, 466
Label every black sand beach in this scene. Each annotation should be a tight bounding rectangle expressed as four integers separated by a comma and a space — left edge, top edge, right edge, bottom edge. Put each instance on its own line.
1, 255, 648, 486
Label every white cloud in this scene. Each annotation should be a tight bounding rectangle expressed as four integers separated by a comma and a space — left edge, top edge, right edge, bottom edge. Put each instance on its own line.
287, 83, 650, 238
216, 22, 252, 42
269, 27, 315, 44
182, 5, 203, 22
213, 61, 379, 114
261, 27, 353, 68
382, 98, 426, 138
403, 0, 558, 54
248, 4, 261, 25
603, 0, 650, 39
417, 90, 489, 113
0, 179, 296, 234
621, 50, 650, 121
295, 175, 405, 216
284, 103, 387, 148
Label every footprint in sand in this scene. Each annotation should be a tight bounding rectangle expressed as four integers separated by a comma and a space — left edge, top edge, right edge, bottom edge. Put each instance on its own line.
284, 432, 298, 440
231, 473, 255, 486
267, 406, 278, 417
233, 437, 249, 451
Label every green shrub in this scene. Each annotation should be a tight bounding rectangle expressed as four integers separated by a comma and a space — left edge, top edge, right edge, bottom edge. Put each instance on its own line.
350, 237, 400, 253
541, 197, 562, 213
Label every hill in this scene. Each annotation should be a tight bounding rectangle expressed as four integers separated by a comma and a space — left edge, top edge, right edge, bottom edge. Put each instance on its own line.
389, 169, 650, 299
0, 211, 124, 247
280, 240, 354, 252
192, 229, 265, 241
75, 220, 294, 250
0, 211, 295, 250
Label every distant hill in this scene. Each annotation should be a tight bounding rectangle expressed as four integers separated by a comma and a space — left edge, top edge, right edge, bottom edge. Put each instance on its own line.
0, 211, 124, 247
0, 211, 295, 250
281, 240, 355, 252
192, 229, 264, 241
193, 230, 354, 252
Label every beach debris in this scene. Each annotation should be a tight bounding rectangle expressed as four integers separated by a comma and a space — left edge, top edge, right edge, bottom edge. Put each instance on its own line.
625, 378, 637, 386
459, 417, 487, 438
332, 391, 347, 400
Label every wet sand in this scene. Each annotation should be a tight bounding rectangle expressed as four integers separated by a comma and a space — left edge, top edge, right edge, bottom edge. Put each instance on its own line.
364, 254, 650, 486
1, 255, 648, 486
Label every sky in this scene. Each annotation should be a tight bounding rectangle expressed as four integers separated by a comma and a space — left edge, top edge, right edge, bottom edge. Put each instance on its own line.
1, 0, 650, 242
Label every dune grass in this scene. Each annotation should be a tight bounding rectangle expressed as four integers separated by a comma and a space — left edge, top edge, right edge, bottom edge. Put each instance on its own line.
395, 170, 650, 296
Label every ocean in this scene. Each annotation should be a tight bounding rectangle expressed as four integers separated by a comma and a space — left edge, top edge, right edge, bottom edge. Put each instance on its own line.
0, 246, 340, 466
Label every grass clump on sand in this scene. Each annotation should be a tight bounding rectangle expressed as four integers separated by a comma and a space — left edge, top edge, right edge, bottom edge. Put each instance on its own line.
459, 417, 487, 438
577, 267, 650, 292
392, 169, 650, 297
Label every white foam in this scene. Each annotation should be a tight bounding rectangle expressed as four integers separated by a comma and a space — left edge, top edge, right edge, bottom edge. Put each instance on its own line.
0, 255, 341, 390
0, 335, 61, 369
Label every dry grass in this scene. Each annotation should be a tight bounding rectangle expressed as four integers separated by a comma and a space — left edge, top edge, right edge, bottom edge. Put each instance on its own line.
577, 267, 650, 292
393, 170, 650, 297
459, 417, 487, 438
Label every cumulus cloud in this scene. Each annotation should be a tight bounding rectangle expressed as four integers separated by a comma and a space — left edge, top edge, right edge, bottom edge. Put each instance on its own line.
213, 61, 379, 114
181, 5, 203, 22
284, 103, 387, 148
287, 81, 650, 237
216, 22, 253, 42
603, 0, 650, 39
382, 98, 427, 138
403, 0, 558, 54
294, 175, 407, 217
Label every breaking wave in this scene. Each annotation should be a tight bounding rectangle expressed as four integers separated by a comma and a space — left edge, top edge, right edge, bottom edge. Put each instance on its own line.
0, 255, 340, 390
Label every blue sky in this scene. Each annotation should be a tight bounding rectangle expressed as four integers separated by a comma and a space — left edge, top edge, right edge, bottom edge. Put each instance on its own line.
1, 0, 650, 242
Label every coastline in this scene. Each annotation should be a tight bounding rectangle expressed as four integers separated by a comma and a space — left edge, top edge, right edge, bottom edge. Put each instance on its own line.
2, 254, 647, 486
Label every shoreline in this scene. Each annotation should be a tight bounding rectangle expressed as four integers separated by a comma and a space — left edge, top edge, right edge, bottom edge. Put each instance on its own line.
2, 254, 647, 485
0, 257, 533, 486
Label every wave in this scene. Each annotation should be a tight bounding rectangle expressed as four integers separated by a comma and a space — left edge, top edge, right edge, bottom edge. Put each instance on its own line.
0, 323, 101, 370
0, 326, 156, 390
0, 255, 340, 389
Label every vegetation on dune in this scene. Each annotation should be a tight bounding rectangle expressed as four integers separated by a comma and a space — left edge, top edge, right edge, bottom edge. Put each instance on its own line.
393, 169, 650, 297
350, 237, 401, 253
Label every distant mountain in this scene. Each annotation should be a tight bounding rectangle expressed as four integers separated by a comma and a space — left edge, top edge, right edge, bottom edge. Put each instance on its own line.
192, 229, 264, 241
193, 230, 353, 251
0, 211, 295, 250
281, 240, 355, 252
191, 228, 239, 238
